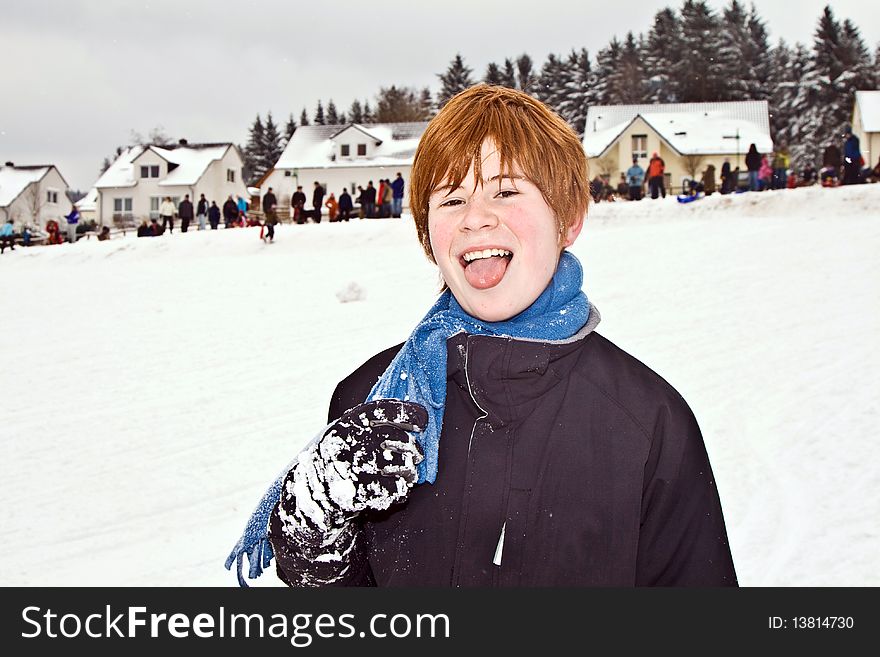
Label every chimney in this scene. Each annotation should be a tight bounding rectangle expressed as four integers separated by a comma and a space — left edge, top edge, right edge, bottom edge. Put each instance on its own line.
4, 161, 14, 167
178, 138, 188, 146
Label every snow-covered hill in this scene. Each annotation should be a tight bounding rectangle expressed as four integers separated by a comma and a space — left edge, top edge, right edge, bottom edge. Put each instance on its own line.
2, 184, 878, 586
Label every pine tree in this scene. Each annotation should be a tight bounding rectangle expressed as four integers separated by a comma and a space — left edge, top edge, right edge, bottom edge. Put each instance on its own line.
100, 157, 112, 174
375, 86, 430, 122
300, 108, 310, 127
675, 0, 725, 102
605, 32, 648, 104
314, 100, 326, 125
262, 113, 283, 172
420, 87, 435, 118
717, 0, 751, 100
338, 112, 347, 125
593, 38, 622, 104
768, 39, 793, 143
535, 53, 568, 114
327, 100, 339, 124
516, 54, 537, 93
501, 59, 518, 88
363, 101, 374, 123
437, 53, 475, 107
283, 113, 297, 144
244, 114, 266, 181
484, 62, 504, 85
643, 7, 683, 103
560, 48, 597, 137
348, 99, 364, 124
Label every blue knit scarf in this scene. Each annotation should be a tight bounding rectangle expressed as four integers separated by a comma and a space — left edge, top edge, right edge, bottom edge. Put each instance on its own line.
225, 250, 590, 586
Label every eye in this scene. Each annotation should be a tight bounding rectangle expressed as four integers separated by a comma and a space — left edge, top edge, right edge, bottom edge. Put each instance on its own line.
438, 198, 464, 208
495, 189, 519, 199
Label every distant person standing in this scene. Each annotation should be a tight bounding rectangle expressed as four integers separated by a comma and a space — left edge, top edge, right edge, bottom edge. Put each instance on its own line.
626, 155, 644, 201
771, 145, 790, 190
178, 194, 194, 232
381, 178, 393, 217
325, 192, 338, 222
291, 185, 306, 224
262, 187, 277, 227
208, 200, 221, 230
222, 195, 238, 228
720, 158, 732, 194
842, 125, 863, 185
312, 181, 325, 223
237, 194, 249, 221
338, 188, 353, 222
646, 152, 665, 199
64, 207, 80, 243
745, 143, 762, 191
364, 180, 377, 218
196, 193, 209, 230
160, 196, 176, 233
0, 219, 14, 253
391, 172, 405, 217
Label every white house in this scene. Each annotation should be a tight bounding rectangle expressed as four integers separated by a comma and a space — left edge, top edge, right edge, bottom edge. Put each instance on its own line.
75, 187, 98, 224
0, 162, 72, 230
583, 101, 773, 192
261, 122, 429, 215
852, 90, 880, 169
94, 140, 247, 227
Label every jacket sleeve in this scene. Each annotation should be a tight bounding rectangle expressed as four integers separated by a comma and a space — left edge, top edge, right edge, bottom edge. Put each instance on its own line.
635, 395, 738, 586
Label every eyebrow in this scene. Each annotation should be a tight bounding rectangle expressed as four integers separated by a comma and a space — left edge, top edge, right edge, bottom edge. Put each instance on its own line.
432, 174, 525, 195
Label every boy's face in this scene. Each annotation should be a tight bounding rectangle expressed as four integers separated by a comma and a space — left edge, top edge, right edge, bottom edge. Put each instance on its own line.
428, 140, 582, 322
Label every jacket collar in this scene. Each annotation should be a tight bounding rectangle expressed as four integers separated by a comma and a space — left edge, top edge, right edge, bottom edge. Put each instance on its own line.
446, 304, 601, 426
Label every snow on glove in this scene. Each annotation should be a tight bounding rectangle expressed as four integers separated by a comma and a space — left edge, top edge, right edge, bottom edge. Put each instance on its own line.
280, 399, 427, 536
270, 400, 426, 586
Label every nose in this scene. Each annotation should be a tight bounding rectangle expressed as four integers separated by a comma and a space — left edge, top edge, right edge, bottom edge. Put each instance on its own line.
460, 194, 499, 232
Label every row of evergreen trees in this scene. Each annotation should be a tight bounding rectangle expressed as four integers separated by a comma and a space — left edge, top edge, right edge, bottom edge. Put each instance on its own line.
241, 1, 878, 183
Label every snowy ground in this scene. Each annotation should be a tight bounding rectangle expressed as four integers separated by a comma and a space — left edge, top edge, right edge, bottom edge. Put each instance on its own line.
1, 184, 878, 587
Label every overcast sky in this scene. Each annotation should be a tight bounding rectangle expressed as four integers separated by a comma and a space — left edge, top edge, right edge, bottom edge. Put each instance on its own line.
2, 0, 878, 189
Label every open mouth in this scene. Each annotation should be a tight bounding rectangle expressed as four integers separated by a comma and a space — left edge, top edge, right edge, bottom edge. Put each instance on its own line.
459, 248, 513, 290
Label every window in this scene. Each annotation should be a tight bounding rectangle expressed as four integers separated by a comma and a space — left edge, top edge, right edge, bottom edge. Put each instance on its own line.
150, 197, 160, 220
284, 170, 292, 177
632, 135, 647, 160
46, 190, 59, 204
140, 165, 160, 178
227, 169, 235, 182
341, 144, 350, 157
113, 197, 133, 212
357, 143, 367, 156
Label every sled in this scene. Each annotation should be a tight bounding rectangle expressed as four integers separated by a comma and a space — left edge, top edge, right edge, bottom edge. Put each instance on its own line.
676, 193, 704, 204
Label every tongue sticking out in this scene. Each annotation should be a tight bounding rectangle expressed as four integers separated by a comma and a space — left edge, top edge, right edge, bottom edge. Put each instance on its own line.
464, 255, 510, 290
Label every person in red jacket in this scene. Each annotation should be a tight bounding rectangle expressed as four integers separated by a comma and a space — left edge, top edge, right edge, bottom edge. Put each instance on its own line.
646, 152, 666, 199
228, 85, 737, 589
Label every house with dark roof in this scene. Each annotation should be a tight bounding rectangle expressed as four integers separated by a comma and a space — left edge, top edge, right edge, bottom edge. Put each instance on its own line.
92, 140, 247, 227
261, 122, 428, 216
583, 101, 773, 193
0, 162, 72, 229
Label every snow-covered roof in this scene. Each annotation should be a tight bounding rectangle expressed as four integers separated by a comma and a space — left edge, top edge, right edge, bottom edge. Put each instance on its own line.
75, 187, 98, 211
152, 144, 230, 186
274, 122, 428, 170
94, 143, 233, 189
0, 165, 50, 207
93, 146, 144, 189
583, 101, 772, 157
855, 90, 880, 133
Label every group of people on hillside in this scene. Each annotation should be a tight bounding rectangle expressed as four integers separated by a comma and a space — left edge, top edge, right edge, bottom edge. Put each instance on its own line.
590, 124, 880, 203
137, 193, 249, 237
267, 172, 406, 232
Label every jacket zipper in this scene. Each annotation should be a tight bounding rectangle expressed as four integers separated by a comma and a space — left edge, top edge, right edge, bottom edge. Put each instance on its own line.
450, 336, 490, 587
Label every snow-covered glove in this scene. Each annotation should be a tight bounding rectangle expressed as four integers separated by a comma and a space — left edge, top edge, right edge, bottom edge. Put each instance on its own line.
269, 400, 427, 586
301, 399, 427, 527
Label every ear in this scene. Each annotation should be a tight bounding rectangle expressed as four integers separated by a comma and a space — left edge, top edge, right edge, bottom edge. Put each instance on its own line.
561, 213, 585, 249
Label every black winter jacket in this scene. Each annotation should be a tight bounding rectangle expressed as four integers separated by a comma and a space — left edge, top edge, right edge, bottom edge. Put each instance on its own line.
270, 316, 737, 587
